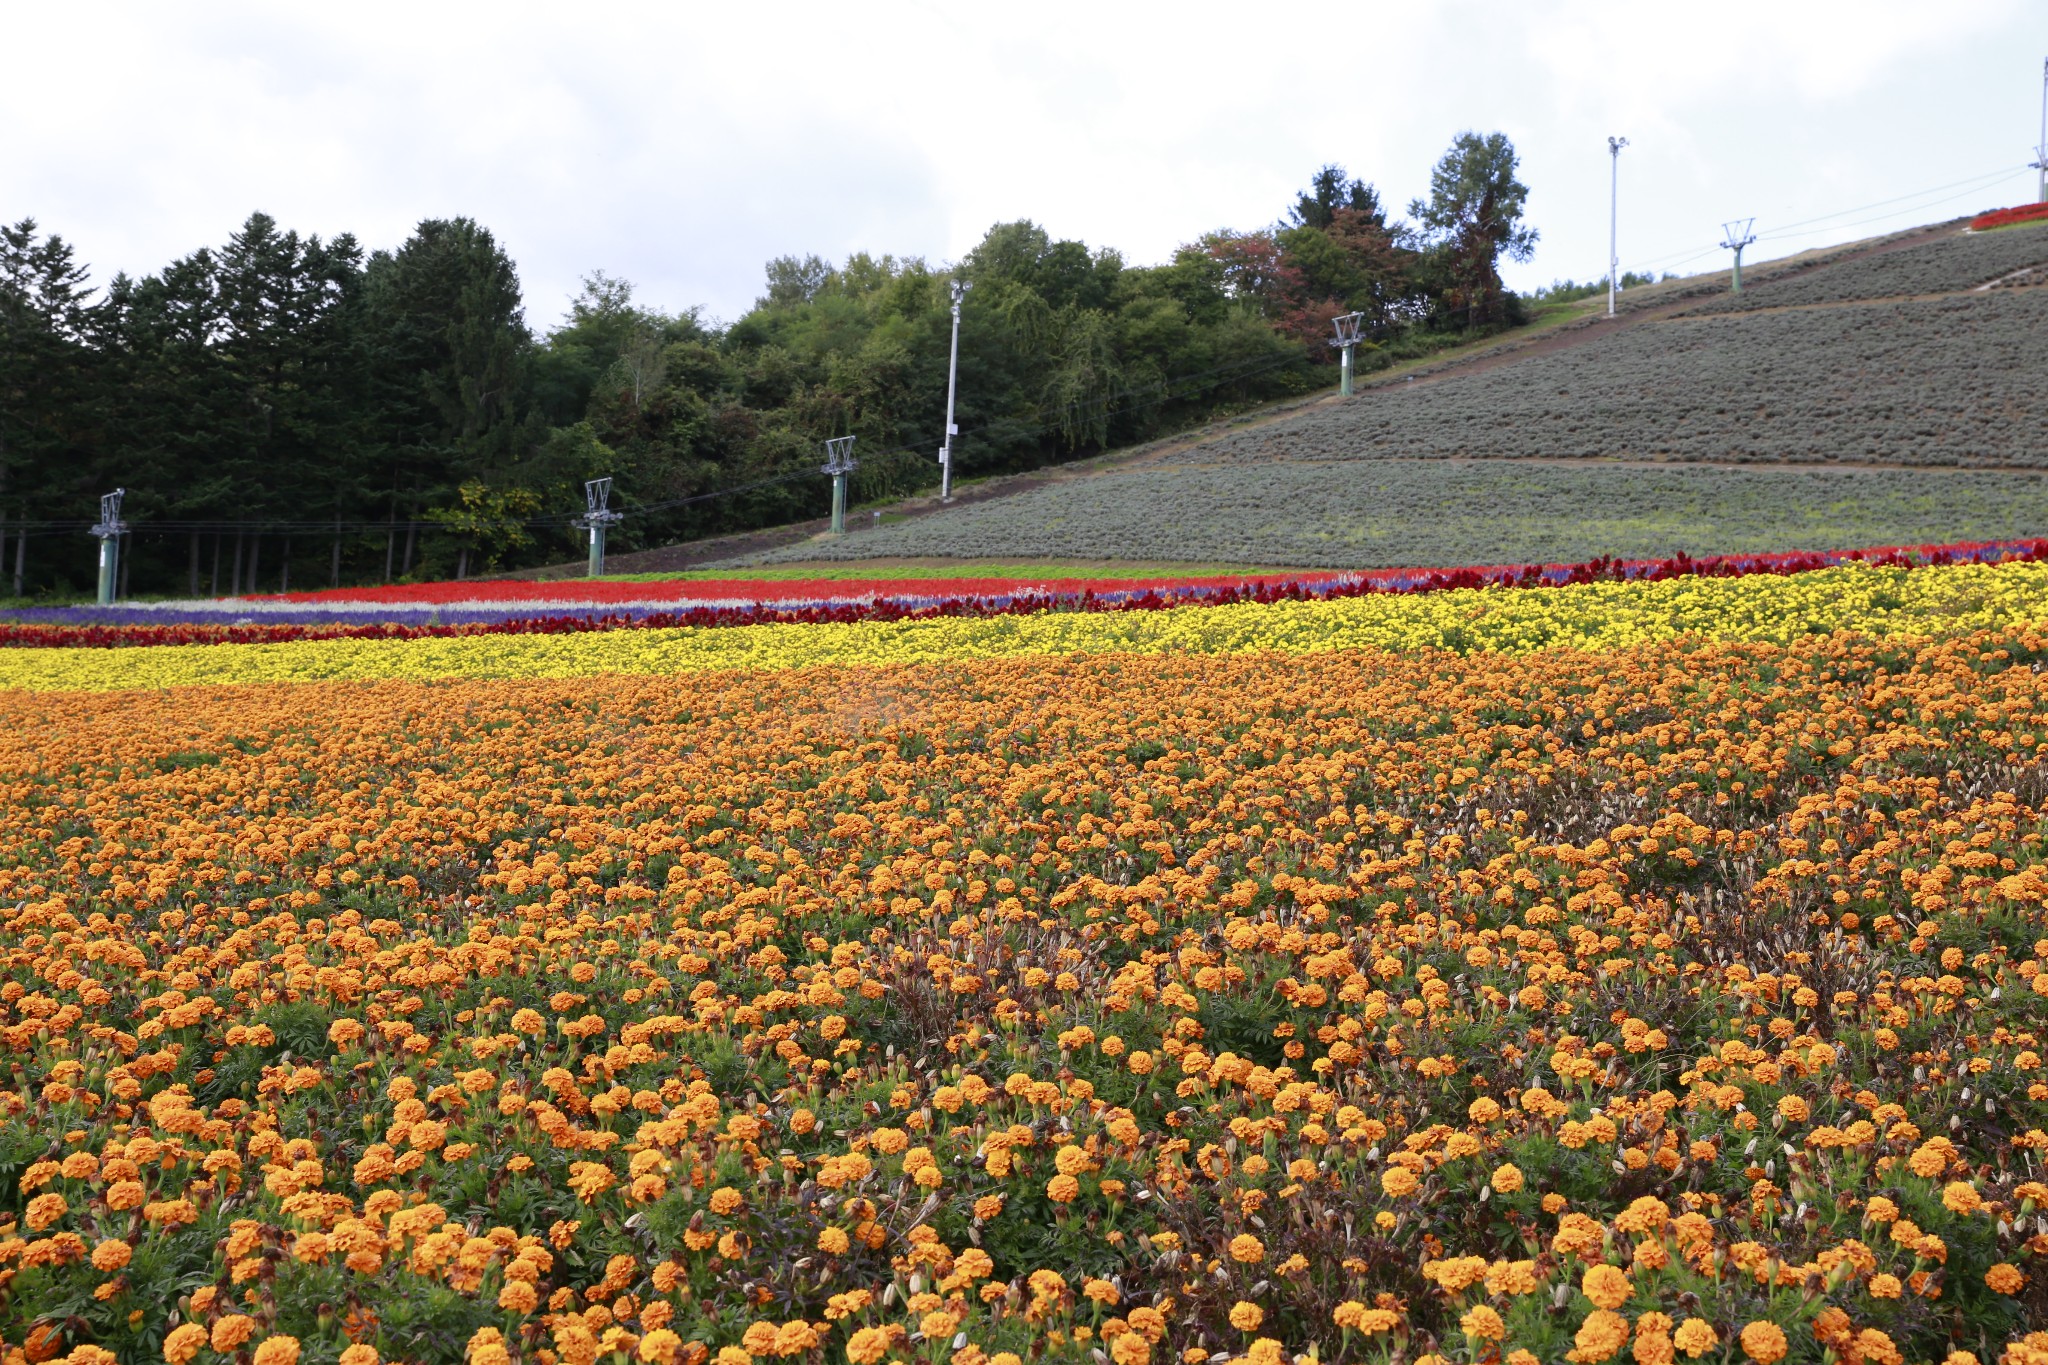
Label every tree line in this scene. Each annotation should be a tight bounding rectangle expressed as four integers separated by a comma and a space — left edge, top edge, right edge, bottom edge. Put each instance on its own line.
0, 132, 1538, 596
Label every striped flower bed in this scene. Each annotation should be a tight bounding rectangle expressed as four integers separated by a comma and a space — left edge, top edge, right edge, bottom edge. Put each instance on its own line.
5, 539, 2045, 650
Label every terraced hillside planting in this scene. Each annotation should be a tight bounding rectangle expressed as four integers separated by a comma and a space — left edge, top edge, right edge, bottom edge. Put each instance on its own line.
728, 225, 2048, 570
735, 465, 2048, 569
1675, 221, 2048, 315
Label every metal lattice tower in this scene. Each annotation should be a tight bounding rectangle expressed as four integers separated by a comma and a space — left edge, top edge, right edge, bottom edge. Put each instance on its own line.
822, 436, 858, 534
1720, 219, 1758, 294
1329, 312, 1367, 397
575, 477, 625, 577
89, 488, 128, 605
1607, 136, 1629, 317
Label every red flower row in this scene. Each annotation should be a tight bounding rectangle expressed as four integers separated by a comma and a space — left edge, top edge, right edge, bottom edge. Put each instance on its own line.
256, 571, 1349, 607
1969, 203, 2048, 231
10, 540, 2046, 651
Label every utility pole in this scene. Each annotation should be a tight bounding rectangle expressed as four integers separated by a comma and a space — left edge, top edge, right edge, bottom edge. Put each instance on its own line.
1720, 219, 1757, 294
1607, 136, 1629, 317
576, 477, 623, 578
938, 280, 968, 503
1330, 312, 1366, 396
89, 488, 127, 606
823, 436, 857, 535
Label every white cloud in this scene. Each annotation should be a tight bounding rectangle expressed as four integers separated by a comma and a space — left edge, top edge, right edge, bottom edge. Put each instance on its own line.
4, 0, 2041, 323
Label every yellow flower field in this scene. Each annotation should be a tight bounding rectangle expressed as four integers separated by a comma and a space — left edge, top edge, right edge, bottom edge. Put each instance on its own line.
6, 560, 2048, 692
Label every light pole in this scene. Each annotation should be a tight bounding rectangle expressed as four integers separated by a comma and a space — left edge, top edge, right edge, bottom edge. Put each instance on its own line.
576, 477, 623, 577
1607, 136, 1629, 317
1720, 219, 1757, 294
938, 280, 968, 503
2034, 58, 2047, 204
89, 488, 127, 606
823, 436, 857, 535
1330, 312, 1366, 396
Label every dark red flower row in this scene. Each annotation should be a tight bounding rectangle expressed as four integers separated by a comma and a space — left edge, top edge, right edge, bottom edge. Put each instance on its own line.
7, 540, 2044, 651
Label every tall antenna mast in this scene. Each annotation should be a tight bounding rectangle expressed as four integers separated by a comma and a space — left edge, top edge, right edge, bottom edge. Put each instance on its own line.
575, 477, 623, 578
1607, 136, 1629, 318
1329, 312, 1366, 397
89, 488, 127, 606
938, 280, 969, 503
1719, 219, 1757, 294
822, 436, 858, 535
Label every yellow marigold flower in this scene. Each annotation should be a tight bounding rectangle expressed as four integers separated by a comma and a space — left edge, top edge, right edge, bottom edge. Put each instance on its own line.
1229, 1302, 1263, 1332
1738, 1321, 1787, 1365
1228, 1233, 1264, 1264
1381, 1166, 1419, 1197
498, 1280, 539, 1314
1490, 1163, 1523, 1194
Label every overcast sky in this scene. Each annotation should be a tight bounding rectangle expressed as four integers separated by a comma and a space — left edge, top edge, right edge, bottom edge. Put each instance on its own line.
7, 1, 2043, 329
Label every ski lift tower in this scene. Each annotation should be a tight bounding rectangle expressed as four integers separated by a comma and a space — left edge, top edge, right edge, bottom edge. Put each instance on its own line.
822, 436, 857, 535
1720, 219, 1757, 294
1330, 312, 1367, 397
576, 477, 624, 578
89, 488, 127, 606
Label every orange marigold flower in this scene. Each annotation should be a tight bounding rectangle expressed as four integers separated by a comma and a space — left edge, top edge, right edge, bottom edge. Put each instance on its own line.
1571, 1309, 1629, 1363
1582, 1264, 1632, 1310
90, 1240, 131, 1272
639, 1330, 682, 1365
165, 1324, 208, 1365
1228, 1233, 1264, 1264
1672, 1321, 1718, 1359
1490, 1163, 1523, 1194
25, 1193, 66, 1231
1985, 1262, 2027, 1294
252, 1337, 301, 1365
212, 1317, 258, 1353
1229, 1302, 1263, 1332
1738, 1321, 1787, 1365
1460, 1305, 1505, 1342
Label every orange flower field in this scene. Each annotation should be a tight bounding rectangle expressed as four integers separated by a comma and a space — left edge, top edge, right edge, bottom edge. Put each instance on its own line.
5, 579, 2048, 1365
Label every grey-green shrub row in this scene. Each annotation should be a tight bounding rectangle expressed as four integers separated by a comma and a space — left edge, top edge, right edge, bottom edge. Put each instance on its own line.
728, 463, 2048, 569
1674, 222, 2048, 316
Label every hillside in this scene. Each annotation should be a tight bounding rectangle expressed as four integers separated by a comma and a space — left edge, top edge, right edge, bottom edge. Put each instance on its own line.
718, 218, 2048, 570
